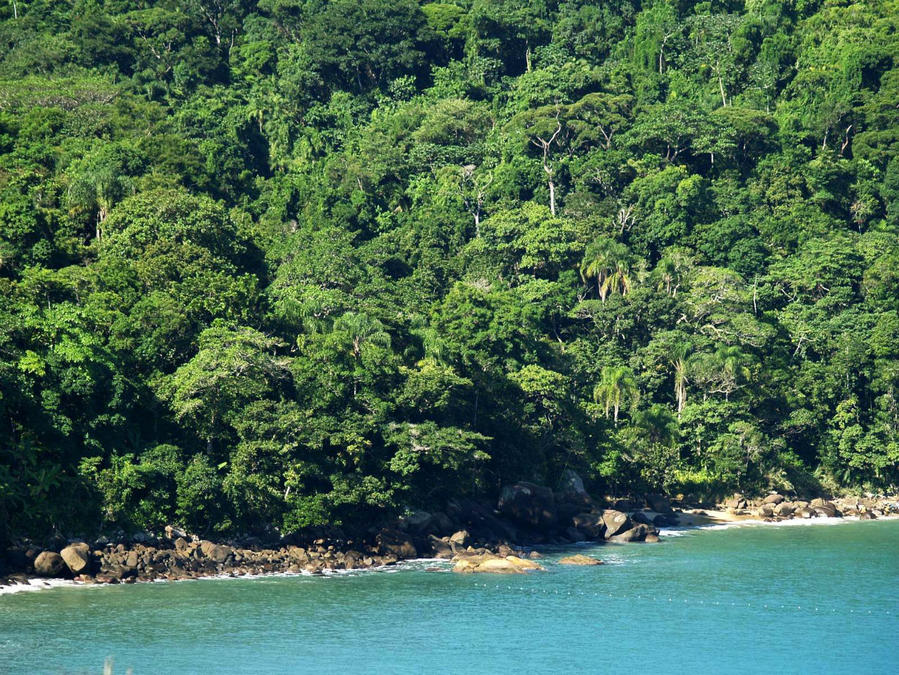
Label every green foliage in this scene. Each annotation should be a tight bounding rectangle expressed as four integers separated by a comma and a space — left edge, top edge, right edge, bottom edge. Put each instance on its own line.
1, 0, 897, 542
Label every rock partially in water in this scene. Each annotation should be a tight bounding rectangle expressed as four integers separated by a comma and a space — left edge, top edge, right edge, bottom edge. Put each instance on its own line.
558, 554, 603, 566
601, 510, 632, 538
609, 524, 657, 543
33, 551, 67, 577
453, 553, 543, 574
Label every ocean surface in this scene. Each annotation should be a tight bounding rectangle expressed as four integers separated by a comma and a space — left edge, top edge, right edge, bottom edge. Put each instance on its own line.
1, 518, 897, 674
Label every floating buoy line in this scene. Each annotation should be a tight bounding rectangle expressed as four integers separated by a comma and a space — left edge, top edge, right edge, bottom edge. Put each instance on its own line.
469, 582, 893, 617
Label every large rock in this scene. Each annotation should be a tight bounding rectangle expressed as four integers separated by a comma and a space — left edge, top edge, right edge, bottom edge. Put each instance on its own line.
571, 513, 606, 539
453, 554, 543, 574
449, 530, 470, 547
601, 510, 632, 538
497, 482, 557, 529
34, 551, 67, 577
558, 469, 593, 506
376, 529, 417, 559
810, 499, 839, 518
288, 546, 308, 563
427, 535, 454, 559
763, 494, 785, 505
60, 543, 91, 574
646, 494, 673, 513
559, 554, 603, 566
199, 541, 232, 563
724, 494, 747, 509
125, 550, 140, 568
399, 510, 433, 534
757, 504, 776, 517
609, 524, 657, 543
631, 511, 652, 525
775, 502, 795, 517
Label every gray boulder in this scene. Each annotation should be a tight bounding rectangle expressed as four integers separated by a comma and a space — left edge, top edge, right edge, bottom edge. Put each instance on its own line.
60, 543, 91, 574
763, 493, 785, 505
810, 500, 839, 517
558, 469, 593, 506
758, 504, 776, 517
34, 551, 67, 577
775, 502, 795, 517
601, 510, 632, 538
610, 524, 657, 543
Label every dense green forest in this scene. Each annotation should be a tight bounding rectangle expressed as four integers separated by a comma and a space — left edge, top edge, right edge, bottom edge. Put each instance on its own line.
1, 0, 897, 542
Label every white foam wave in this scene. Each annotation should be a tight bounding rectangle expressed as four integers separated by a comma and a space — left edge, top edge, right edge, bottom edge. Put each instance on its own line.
662, 513, 898, 536
0, 578, 81, 595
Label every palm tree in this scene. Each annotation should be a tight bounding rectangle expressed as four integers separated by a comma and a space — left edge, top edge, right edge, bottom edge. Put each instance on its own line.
333, 312, 391, 359
593, 365, 639, 426
580, 238, 633, 302
332, 312, 392, 398
669, 342, 691, 416
653, 247, 693, 297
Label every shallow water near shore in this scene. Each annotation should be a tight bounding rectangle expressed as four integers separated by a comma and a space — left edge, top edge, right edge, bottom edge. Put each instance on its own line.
2, 518, 897, 674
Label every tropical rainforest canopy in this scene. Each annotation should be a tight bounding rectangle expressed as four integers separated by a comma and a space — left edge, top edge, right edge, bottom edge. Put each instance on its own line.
1, 0, 897, 542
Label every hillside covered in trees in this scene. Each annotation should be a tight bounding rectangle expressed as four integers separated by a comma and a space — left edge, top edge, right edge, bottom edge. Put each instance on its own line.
1, 0, 897, 543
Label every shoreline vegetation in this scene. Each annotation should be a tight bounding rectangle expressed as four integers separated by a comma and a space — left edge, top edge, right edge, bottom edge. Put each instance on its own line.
4, 476, 897, 592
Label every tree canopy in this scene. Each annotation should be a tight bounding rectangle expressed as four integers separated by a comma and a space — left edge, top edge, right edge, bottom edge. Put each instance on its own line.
1, 0, 897, 542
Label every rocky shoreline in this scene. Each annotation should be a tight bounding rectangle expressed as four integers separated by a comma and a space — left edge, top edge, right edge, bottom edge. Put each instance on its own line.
3, 475, 897, 590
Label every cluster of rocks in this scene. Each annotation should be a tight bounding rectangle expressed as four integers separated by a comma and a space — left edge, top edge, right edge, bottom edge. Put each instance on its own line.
2, 471, 673, 584
722, 493, 898, 521
5, 535, 407, 586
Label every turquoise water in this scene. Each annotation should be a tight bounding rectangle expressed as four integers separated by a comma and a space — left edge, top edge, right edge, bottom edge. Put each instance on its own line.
2, 519, 897, 674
